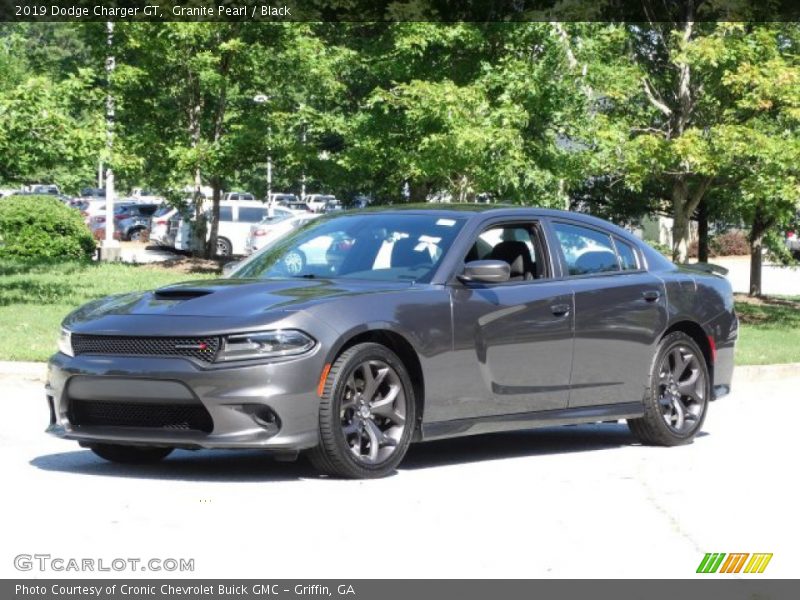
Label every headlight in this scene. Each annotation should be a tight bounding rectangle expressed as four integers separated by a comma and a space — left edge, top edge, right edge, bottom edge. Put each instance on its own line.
216, 330, 315, 362
57, 328, 74, 357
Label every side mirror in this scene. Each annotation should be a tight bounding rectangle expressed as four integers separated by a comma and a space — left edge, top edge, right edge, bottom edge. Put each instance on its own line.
222, 260, 241, 277
458, 260, 510, 284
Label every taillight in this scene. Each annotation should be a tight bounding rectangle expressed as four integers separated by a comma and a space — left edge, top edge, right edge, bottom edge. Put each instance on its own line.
155, 219, 167, 226
788, 231, 796, 239
114, 213, 126, 220
253, 228, 268, 237
94, 216, 106, 224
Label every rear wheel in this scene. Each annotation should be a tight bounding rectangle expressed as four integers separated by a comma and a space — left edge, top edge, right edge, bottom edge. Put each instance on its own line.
628, 332, 710, 445
216, 237, 233, 257
309, 343, 415, 479
90, 444, 173, 464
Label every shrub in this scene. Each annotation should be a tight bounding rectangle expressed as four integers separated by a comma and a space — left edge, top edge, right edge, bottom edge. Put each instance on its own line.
647, 241, 673, 258
711, 230, 749, 256
0, 195, 95, 260
688, 230, 750, 258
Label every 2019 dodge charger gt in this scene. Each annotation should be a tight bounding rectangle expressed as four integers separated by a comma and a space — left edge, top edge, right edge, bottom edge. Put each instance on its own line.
46, 206, 737, 478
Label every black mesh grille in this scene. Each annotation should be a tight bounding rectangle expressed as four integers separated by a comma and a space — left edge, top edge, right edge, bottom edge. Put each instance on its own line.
69, 400, 213, 433
71, 334, 220, 362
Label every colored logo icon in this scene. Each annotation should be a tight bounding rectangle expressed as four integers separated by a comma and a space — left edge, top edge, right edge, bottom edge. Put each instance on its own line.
697, 553, 773, 574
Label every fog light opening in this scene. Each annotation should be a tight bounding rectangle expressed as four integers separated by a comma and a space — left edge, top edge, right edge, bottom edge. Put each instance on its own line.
243, 405, 281, 432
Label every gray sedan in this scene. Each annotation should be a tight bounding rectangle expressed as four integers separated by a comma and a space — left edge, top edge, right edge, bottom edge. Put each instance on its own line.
46, 205, 737, 478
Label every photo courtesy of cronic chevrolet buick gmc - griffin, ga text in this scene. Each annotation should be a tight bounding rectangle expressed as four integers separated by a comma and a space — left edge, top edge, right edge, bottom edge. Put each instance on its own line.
45, 205, 737, 478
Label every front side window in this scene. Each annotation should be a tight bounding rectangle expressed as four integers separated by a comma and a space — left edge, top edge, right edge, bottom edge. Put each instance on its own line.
233, 213, 465, 283
465, 223, 545, 281
553, 222, 620, 276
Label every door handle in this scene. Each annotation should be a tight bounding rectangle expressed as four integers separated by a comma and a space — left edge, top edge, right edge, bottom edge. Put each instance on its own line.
642, 290, 661, 302
550, 303, 570, 316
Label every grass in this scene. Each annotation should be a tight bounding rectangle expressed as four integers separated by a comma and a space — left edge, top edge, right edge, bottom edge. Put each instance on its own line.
734, 294, 800, 366
0, 259, 216, 362
0, 259, 797, 365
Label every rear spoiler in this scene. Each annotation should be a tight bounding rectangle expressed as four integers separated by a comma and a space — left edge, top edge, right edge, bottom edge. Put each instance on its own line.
680, 262, 729, 277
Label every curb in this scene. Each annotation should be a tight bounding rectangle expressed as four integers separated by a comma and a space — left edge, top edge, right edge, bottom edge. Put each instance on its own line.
733, 363, 799, 382
0, 360, 797, 385
0, 361, 47, 382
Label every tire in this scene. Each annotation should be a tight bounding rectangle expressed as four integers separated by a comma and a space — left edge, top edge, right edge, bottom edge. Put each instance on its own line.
90, 444, 173, 464
309, 343, 416, 479
216, 237, 233, 257
628, 332, 710, 446
128, 228, 145, 242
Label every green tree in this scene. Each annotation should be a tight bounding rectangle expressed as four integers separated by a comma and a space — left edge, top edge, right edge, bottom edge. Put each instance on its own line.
0, 24, 102, 191
112, 22, 347, 256
570, 13, 800, 279
335, 23, 588, 205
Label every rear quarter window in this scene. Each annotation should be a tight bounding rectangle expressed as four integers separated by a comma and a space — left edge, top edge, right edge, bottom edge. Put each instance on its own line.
615, 239, 640, 271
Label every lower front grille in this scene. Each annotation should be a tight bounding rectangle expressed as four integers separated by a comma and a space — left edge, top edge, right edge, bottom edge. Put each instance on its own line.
69, 400, 213, 433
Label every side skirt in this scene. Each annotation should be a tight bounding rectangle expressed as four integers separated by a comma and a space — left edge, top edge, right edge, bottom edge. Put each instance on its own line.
421, 402, 645, 441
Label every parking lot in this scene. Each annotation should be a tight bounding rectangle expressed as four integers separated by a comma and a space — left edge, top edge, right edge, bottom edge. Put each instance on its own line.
0, 368, 795, 579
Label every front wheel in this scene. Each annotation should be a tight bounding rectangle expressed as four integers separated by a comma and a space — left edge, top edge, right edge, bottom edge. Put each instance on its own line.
90, 444, 173, 464
309, 343, 416, 479
628, 332, 710, 446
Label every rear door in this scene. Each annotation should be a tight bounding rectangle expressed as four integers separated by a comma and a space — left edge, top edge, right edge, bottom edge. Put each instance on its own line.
445, 219, 574, 421
547, 220, 667, 408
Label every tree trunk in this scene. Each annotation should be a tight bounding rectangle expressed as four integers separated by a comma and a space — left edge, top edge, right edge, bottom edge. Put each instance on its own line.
671, 179, 690, 263
188, 80, 205, 257
697, 198, 709, 263
749, 238, 763, 297
206, 177, 222, 259
748, 203, 770, 297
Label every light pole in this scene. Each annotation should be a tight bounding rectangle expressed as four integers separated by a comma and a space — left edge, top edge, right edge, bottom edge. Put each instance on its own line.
301, 124, 307, 200
253, 94, 274, 217
101, 21, 120, 261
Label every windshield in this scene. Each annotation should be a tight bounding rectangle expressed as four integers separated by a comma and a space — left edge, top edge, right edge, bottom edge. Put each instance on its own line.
232, 213, 466, 283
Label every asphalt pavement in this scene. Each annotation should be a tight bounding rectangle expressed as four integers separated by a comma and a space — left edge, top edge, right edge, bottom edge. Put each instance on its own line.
1, 371, 796, 579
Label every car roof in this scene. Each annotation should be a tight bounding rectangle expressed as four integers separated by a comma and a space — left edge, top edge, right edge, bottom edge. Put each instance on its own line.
347, 203, 646, 243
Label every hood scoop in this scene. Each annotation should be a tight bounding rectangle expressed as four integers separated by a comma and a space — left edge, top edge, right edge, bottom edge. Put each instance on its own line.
153, 288, 214, 301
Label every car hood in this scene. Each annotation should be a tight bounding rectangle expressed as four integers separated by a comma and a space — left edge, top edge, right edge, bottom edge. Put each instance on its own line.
64, 278, 414, 328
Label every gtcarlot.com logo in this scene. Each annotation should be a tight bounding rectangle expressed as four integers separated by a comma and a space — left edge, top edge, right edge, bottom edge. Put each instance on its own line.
697, 553, 773, 574
14, 554, 195, 573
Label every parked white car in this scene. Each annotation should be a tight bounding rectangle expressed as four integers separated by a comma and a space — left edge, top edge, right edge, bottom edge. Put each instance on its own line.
148, 205, 183, 247
27, 183, 61, 195
129, 188, 165, 204
174, 201, 296, 256
245, 212, 322, 255
223, 191, 256, 201
304, 194, 337, 213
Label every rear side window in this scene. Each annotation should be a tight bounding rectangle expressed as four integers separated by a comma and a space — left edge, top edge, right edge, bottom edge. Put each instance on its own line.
553, 222, 619, 276
615, 239, 640, 271
139, 205, 159, 217
238, 207, 266, 223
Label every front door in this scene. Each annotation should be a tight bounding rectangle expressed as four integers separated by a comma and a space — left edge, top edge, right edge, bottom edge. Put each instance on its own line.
443, 221, 575, 421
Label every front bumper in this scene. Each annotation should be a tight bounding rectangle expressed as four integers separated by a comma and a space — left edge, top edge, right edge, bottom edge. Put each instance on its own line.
45, 350, 326, 451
